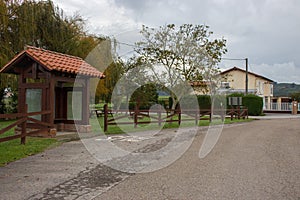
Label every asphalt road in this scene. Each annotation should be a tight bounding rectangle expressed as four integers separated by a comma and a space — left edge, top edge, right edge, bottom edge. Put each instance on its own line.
0, 118, 299, 200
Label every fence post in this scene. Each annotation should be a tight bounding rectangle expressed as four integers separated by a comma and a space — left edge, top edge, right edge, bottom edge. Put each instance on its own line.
158, 106, 162, 127
134, 104, 138, 128
21, 105, 28, 145
177, 107, 181, 125
104, 104, 108, 132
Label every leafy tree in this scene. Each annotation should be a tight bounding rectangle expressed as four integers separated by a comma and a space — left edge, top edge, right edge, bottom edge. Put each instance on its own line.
130, 83, 159, 109
0, 0, 102, 112
95, 61, 125, 103
135, 24, 227, 109
290, 92, 300, 101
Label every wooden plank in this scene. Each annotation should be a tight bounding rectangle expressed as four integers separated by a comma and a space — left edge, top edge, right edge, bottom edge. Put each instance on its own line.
0, 134, 22, 143
27, 117, 53, 127
0, 118, 27, 135
26, 128, 50, 136
0, 113, 25, 119
82, 78, 90, 125
19, 83, 49, 89
26, 110, 51, 117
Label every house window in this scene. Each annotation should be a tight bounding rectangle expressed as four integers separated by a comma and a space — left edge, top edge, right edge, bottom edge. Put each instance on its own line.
221, 82, 230, 89
270, 84, 273, 95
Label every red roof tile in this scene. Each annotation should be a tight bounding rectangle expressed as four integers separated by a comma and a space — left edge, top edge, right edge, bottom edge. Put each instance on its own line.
0, 46, 104, 78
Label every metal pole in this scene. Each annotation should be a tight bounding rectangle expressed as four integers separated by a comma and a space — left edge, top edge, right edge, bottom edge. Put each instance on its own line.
245, 58, 248, 94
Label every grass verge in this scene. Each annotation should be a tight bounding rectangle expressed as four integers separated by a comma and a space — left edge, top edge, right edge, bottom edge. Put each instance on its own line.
0, 120, 60, 167
90, 115, 253, 135
0, 116, 252, 166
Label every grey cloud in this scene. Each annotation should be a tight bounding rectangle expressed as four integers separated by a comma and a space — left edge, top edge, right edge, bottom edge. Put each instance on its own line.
53, 0, 300, 83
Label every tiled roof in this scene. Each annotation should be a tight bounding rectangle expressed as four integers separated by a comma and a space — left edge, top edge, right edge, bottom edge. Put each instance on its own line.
220, 67, 274, 82
0, 46, 104, 78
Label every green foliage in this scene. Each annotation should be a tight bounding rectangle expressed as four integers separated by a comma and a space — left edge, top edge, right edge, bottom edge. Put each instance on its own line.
96, 61, 124, 103
0, 88, 5, 114
6, 90, 18, 113
136, 24, 227, 82
130, 83, 159, 109
0, 0, 100, 91
290, 92, 300, 101
197, 95, 211, 109
243, 94, 263, 116
135, 24, 227, 109
0, 120, 59, 166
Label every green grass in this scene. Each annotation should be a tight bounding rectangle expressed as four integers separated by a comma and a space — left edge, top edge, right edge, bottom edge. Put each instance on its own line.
90, 114, 253, 135
0, 120, 60, 167
0, 114, 252, 166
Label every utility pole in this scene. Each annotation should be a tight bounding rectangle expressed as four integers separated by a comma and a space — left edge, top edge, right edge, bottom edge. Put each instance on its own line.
221, 57, 249, 94
245, 58, 248, 94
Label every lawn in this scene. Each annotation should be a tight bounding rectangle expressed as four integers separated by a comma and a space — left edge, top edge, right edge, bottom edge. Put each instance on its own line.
0, 120, 60, 167
0, 114, 252, 167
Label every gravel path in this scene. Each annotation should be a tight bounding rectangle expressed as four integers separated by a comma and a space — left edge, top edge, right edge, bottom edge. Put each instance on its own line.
0, 118, 299, 200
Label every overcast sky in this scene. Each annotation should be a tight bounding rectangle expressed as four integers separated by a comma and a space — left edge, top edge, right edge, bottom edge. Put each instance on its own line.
52, 0, 300, 83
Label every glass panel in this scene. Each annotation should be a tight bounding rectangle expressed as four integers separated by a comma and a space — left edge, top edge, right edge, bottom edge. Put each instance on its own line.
26, 89, 42, 120
67, 91, 82, 120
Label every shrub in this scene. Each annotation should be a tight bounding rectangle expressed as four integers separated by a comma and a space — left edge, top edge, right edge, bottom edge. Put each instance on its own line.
227, 93, 263, 116
242, 94, 263, 116
197, 95, 211, 109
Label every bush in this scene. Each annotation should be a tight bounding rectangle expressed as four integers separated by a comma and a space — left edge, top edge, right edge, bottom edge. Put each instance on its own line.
243, 94, 263, 116
227, 93, 263, 116
197, 95, 211, 109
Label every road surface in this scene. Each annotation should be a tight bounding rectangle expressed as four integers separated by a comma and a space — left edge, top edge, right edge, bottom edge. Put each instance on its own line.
0, 118, 299, 199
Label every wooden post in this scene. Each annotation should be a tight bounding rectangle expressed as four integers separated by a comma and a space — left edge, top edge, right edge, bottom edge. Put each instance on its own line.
49, 75, 55, 127
178, 107, 181, 125
21, 105, 28, 145
158, 106, 162, 127
134, 104, 138, 128
82, 78, 90, 125
104, 104, 108, 132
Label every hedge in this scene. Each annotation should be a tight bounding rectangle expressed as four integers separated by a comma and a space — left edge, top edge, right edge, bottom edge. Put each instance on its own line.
228, 93, 263, 116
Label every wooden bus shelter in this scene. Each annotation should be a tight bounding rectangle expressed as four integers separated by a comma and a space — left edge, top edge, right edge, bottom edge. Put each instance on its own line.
0, 46, 104, 135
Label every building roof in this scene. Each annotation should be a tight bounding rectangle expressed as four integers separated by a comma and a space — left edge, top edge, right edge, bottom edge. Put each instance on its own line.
220, 67, 274, 82
0, 46, 104, 78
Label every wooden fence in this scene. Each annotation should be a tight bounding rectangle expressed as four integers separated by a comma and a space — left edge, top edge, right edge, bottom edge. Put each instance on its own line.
0, 107, 52, 144
102, 104, 248, 132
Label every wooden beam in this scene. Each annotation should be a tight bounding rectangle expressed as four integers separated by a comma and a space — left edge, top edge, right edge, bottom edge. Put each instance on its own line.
49, 74, 55, 126
81, 78, 90, 125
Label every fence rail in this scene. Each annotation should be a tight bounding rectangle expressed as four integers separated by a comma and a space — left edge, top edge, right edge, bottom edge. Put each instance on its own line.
0, 108, 52, 144
102, 104, 248, 132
